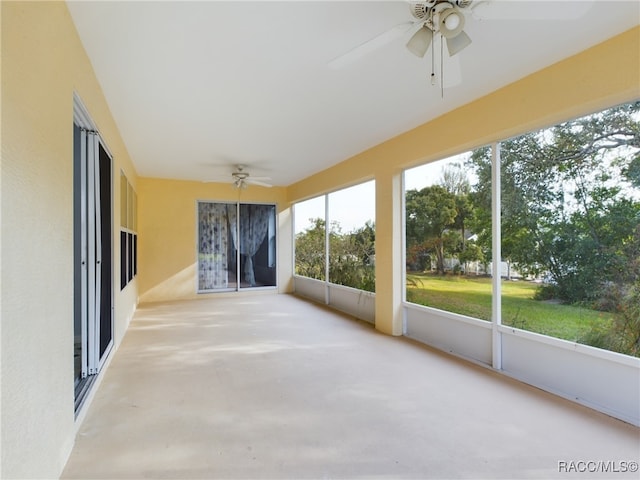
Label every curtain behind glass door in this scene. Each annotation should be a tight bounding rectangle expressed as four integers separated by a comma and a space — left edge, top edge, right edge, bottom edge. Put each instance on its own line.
198, 202, 235, 291
239, 204, 277, 288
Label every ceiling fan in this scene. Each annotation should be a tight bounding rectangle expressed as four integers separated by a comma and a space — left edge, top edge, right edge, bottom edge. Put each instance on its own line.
406, 0, 474, 58
328, 1, 478, 95
328, 0, 596, 70
230, 165, 272, 189
328, 1, 476, 70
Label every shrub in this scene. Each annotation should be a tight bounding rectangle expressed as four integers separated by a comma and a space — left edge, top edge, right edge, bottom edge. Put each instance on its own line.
580, 281, 640, 356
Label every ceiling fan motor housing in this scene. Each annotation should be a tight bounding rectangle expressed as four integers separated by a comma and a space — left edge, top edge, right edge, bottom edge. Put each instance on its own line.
409, 2, 430, 20
455, 0, 473, 9
410, 0, 474, 20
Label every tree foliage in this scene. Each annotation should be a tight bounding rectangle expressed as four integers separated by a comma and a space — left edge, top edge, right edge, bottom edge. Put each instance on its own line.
406, 101, 639, 354
469, 101, 640, 305
294, 218, 326, 281
406, 185, 458, 274
295, 218, 375, 292
329, 220, 375, 292
298, 102, 640, 355
406, 165, 482, 274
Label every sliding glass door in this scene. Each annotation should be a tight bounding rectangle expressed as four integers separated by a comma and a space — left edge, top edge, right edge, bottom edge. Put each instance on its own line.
198, 202, 236, 291
238, 203, 277, 289
73, 114, 113, 413
198, 202, 276, 292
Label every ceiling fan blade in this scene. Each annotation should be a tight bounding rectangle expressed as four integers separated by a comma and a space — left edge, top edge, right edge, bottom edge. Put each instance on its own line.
202, 175, 231, 183
328, 21, 415, 69
446, 30, 472, 56
247, 179, 273, 188
471, 0, 594, 20
249, 175, 272, 181
429, 35, 463, 89
442, 52, 462, 88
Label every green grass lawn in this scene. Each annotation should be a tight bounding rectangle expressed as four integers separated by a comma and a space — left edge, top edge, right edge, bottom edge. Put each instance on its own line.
406, 273, 615, 342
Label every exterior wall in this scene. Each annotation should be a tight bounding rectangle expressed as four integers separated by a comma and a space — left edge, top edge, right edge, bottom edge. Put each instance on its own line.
500, 327, 640, 426
293, 276, 376, 324
404, 305, 640, 426
1, 2, 138, 478
137, 177, 291, 303
405, 305, 493, 366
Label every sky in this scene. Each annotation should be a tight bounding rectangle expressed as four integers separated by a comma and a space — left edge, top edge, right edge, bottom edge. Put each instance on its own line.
293, 152, 478, 234
294, 180, 375, 234
404, 152, 473, 191
293, 141, 639, 236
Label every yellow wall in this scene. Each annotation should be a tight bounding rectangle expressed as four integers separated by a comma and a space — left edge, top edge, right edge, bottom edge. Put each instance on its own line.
287, 26, 640, 334
1, 2, 138, 478
288, 27, 640, 202
1, 1, 638, 477
138, 178, 290, 303
138, 26, 639, 332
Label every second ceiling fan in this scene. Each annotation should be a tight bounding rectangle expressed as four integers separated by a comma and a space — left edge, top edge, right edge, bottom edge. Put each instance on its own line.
231, 165, 272, 189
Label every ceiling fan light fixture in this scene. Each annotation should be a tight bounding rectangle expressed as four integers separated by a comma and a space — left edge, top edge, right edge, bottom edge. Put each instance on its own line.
445, 29, 472, 56
444, 12, 461, 30
439, 7, 465, 38
406, 24, 432, 58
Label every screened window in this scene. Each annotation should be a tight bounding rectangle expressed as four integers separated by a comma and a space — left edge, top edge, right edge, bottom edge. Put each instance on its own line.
294, 196, 326, 281
403, 101, 640, 358
328, 182, 375, 291
294, 180, 376, 292
404, 152, 490, 319
120, 171, 137, 290
496, 102, 640, 356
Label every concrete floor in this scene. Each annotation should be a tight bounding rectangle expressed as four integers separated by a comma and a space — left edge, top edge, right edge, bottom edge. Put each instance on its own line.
62, 294, 640, 479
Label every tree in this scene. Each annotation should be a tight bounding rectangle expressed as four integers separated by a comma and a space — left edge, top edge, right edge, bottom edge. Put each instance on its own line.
440, 162, 470, 196
294, 218, 326, 280
468, 101, 640, 303
581, 226, 640, 355
439, 163, 475, 252
351, 220, 376, 267
406, 185, 458, 274
406, 242, 431, 272
457, 241, 485, 273
295, 218, 376, 292
329, 221, 376, 292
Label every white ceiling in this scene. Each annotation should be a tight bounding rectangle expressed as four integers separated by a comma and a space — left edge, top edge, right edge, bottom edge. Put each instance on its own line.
67, 0, 640, 187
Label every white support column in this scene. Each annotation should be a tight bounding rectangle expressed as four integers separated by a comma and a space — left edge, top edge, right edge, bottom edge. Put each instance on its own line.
401, 171, 408, 336
491, 142, 502, 370
324, 194, 330, 305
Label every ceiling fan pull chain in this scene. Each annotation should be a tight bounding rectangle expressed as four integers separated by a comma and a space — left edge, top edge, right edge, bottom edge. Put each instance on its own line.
441, 34, 445, 98
430, 12, 436, 86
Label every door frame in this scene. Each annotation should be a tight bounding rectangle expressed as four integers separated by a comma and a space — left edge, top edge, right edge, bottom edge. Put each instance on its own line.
73, 93, 114, 415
